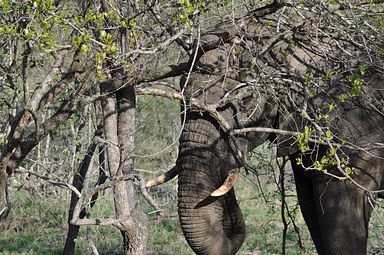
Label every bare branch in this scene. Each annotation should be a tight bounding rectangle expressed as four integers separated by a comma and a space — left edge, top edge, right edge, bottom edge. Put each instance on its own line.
16, 167, 82, 198
70, 174, 162, 227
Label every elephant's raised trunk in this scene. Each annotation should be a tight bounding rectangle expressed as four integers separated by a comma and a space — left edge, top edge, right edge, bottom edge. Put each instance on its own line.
177, 115, 245, 255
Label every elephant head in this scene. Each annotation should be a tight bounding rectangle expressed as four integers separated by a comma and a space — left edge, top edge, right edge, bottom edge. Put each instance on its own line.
147, 11, 384, 255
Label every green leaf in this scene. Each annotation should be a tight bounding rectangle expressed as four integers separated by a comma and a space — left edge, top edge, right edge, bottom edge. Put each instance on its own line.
129, 19, 137, 28
325, 130, 333, 140
359, 64, 369, 76
328, 103, 336, 112
297, 126, 313, 153
344, 166, 353, 176
323, 70, 335, 81
80, 44, 89, 53
347, 75, 363, 97
338, 93, 348, 103
100, 30, 107, 39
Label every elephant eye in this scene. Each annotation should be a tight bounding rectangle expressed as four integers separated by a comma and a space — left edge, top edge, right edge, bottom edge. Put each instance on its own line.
240, 95, 253, 107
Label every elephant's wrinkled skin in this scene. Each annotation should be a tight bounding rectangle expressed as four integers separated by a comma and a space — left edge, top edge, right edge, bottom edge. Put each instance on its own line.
156, 9, 384, 255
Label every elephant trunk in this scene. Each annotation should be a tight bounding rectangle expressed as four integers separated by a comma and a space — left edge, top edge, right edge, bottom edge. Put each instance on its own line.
177, 115, 245, 255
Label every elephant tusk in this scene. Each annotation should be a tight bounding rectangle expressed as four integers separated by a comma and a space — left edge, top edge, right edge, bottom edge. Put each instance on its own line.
146, 165, 181, 188
210, 168, 240, 197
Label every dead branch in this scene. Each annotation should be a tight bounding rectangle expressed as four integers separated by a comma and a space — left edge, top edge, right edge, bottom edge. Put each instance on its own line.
5, 71, 95, 174
16, 167, 81, 198
70, 174, 162, 227
99, 62, 190, 93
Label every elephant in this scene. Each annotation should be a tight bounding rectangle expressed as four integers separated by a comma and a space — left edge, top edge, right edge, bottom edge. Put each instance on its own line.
147, 7, 384, 255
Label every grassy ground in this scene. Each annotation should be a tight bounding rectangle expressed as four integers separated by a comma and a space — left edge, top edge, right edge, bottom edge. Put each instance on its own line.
0, 173, 383, 255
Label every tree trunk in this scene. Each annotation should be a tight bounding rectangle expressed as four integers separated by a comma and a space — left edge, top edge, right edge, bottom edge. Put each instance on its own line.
96, 0, 148, 251
64, 128, 106, 255
101, 85, 147, 254
63, 141, 96, 255
0, 170, 9, 220
116, 86, 148, 254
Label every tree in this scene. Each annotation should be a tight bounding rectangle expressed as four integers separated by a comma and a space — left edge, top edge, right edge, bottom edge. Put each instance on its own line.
0, 0, 190, 253
0, 0, 383, 253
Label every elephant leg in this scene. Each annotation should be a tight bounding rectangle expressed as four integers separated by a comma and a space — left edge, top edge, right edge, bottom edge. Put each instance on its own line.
312, 148, 384, 255
290, 155, 325, 254
312, 173, 372, 255
291, 152, 379, 255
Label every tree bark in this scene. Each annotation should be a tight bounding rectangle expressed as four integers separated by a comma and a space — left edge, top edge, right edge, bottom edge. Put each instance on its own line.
63, 141, 97, 255
63, 126, 106, 255
98, 0, 148, 252
0, 170, 9, 220
116, 86, 148, 254
101, 84, 147, 254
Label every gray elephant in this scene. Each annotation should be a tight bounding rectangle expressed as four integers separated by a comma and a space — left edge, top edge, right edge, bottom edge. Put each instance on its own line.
147, 9, 384, 255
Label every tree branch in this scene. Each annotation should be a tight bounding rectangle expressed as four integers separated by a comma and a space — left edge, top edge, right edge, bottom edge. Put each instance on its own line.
99, 62, 190, 92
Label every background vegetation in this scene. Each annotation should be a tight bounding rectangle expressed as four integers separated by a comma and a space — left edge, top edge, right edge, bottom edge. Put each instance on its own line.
0, 0, 383, 254
1, 96, 384, 254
